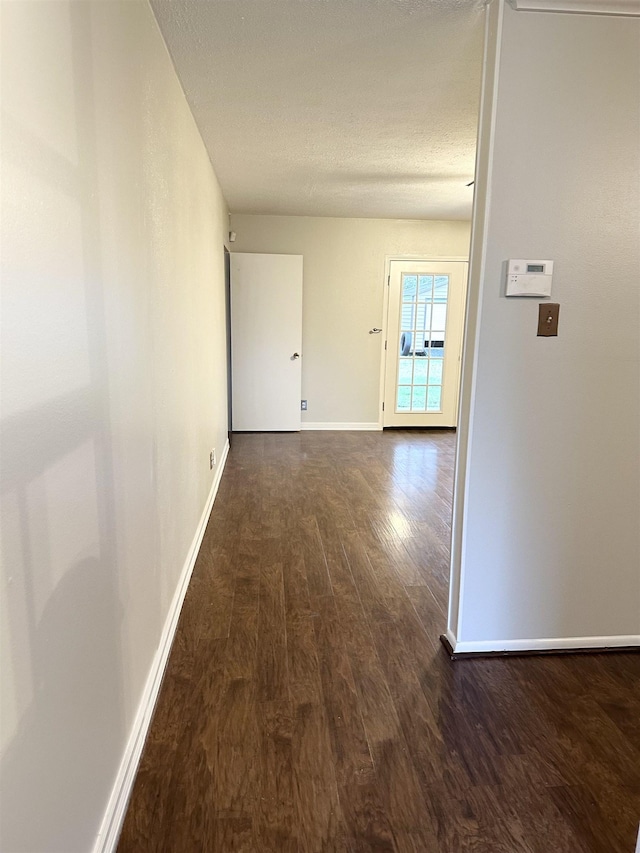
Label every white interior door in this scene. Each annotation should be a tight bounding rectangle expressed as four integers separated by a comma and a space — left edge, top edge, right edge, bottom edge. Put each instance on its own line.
383, 260, 467, 428
231, 253, 303, 431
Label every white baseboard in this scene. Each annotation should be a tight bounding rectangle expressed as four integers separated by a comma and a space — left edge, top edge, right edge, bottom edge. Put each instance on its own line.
301, 422, 382, 431
448, 633, 639, 655
93, 438, 230, 853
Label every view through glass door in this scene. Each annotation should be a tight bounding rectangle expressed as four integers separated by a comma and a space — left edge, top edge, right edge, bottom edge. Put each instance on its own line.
383, 260, 467, 428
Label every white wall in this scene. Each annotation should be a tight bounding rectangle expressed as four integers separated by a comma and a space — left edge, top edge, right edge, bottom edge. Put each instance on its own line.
230, 214, 470, 426
450, 1, 640, 651
0, 2, 229, 850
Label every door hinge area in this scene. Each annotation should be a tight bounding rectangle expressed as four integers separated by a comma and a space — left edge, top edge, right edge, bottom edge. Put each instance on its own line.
384, 340, 387, 350
387, 275, 390, 286
382, 402, 385, 412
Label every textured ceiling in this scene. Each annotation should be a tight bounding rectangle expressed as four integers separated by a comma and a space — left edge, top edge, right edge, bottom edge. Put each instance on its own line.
151, 0, 485, 220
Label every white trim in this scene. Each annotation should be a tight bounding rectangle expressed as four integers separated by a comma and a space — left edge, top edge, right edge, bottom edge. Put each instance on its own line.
508, 0, 640, 14
443, 628, 458, 651
93, 439, 230, 853
449, 635, 640, 655
300, 422, 382, 431
378, 257, 392, 433
635, 823, 640, 853
384, 254, 470, 263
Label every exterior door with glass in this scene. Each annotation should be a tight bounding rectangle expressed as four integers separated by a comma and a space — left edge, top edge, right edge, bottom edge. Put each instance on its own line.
383, 260, 467, 428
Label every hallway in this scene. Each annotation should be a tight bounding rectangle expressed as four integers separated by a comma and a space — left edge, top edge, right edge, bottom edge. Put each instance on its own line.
119, 432, 640, 852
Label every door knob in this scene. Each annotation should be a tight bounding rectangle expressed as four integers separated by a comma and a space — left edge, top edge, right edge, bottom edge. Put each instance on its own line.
292, 352, 300, 359
369, 328, 382, 334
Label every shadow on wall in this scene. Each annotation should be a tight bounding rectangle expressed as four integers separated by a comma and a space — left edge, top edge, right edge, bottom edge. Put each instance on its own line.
0, 3, 128, 850
0, 553, 122, 852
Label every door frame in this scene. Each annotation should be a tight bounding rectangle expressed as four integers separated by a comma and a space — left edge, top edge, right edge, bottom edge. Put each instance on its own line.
224, 246, 233, 445
378, 254, 470, 429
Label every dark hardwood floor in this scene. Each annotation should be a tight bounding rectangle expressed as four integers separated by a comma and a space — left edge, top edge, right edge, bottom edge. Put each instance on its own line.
118, 431, 640, 852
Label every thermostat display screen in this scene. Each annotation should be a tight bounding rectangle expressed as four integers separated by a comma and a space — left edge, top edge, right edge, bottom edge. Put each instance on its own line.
527, 264, 545, 273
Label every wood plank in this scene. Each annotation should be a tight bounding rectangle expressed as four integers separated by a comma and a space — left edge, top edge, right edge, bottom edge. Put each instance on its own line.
312, 593, 396, 850
255, 699, 296, 851
291, 700, 346, 852
257, 560, 289, 703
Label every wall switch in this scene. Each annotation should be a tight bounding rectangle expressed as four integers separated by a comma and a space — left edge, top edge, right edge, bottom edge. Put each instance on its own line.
301, 400, 308, 411
210, 449, 216, 469
538, 303, 559, 337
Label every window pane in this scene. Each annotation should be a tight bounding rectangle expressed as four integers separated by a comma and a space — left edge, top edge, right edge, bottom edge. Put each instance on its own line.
413, 359, 428, 384
397, 386, 411, 410
428, 359, 443, 384
432, 303, 447, 332
412, 386, 427, 410
402, 275, 417, 301
401, 305, 415, 331
414, 331, 427, 354
418, 275, 434, 299
429, 341, 444, 358
421, 304, 432, 330
398, 358, 413, 384
435, 275, 449, 298
416, 303, 428, 329
427, 386, 442, 411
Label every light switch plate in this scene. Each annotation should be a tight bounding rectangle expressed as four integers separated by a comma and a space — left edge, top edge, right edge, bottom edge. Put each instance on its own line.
538, 303, 559, 336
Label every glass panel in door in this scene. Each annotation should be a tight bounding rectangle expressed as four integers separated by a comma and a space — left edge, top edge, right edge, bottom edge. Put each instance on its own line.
395, 273, 449, 413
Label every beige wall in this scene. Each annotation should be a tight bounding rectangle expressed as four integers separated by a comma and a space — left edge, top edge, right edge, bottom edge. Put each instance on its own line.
0, 2, 229, 849
230, 215, 471, 426
450, 1, 640, 650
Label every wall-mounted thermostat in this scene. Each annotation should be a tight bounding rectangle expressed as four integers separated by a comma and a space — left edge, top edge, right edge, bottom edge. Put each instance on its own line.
505, 259, 554, 297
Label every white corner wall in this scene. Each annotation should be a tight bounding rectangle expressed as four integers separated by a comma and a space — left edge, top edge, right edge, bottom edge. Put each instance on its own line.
230, 215, 471, 427
450, 0, 640, 652
0, 2, 229, 850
